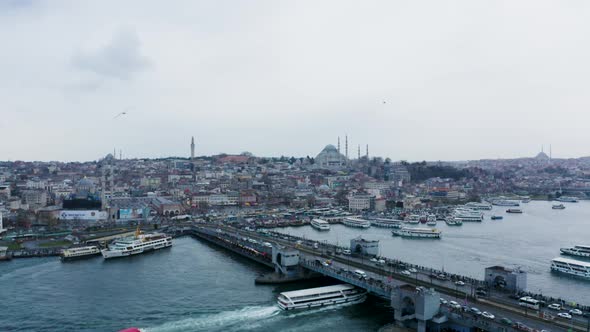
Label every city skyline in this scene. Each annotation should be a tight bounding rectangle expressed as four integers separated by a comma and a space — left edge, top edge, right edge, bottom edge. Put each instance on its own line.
3, 1, 590, 161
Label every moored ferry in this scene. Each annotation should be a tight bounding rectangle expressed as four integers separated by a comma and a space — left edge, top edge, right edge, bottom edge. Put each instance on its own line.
506, 209, 523, 213
464, 202, 492, 210
550, 257, 590, 279
552, 204, 565, 210
556, 196, 578, 203
392, 227, 441, 239
0, 246, 12, 261
101, 228, 172, 259
445, 218, 463, 226
492, 199, 520, 207
560, 245, 590, 258
311, 219, 330, 231
277, 284, 367, 310
370, 218, 403, 228
342, 217, 371, 229
61, 245, 101, 261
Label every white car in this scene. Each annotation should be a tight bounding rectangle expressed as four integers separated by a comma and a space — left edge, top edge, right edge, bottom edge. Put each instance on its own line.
370, 258, 378, 263
557, 312, 572, 319
342, 249, 351, 255
569, 308, 583, 315
401, 270, 412, 276
548, 303, 562, 310
448, 301, 461, 309
455, 281, 465, 286
440, 298, 448, 305
482, 311, 495, 320
408, 268, 418, 273
470, 307, 482, 315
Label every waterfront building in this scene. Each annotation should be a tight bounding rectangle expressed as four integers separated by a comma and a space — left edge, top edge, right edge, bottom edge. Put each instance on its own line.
348, 193, 375, 211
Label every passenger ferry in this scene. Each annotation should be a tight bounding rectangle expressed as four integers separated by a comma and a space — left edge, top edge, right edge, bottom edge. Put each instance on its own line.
550, 257, 590, 279
342, 217, 371, 229
492, 199, 520, 207
556, 196, 578, 203
560, 245, 590, 258
277, 284, 367, 310
464, 202, 492, 210
61, 245, 101, 261
405, 215, 420, 224
392, 227, 441, 239
552, 204, 566, 210
506, 209, 523, 214
311, 219, 330, 231
445, 218, 463, 226
101, 228, 173, 259
370, 218, 403, 229
453, 209, 483, 222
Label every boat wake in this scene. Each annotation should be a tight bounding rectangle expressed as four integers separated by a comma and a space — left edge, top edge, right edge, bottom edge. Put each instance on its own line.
142, 300, 362, 332
142, 305, 281, 332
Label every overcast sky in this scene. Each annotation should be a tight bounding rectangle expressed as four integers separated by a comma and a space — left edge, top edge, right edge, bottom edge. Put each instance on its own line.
2, 1, 590, 162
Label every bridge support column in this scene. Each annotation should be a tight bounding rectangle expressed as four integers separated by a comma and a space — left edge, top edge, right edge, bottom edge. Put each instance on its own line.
416, 320, 426, 332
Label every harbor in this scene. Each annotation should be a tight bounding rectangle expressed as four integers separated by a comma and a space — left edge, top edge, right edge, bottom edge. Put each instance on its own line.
1, 201, 590, 331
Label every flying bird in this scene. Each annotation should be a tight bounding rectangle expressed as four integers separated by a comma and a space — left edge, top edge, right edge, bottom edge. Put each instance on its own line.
113, 112, 127, 119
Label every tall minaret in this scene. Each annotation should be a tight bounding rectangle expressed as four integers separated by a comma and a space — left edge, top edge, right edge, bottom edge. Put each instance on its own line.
357, 144, 361, 159
345, 135, 349, 160
190, 136, 195, 161
366, 144, 369, 159
337, 137, 341, 154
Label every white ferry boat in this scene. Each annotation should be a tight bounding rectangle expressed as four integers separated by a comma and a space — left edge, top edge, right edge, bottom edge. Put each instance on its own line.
492, 199, 520, 207
343, 217, 371, 229
311, 219, 330, 231
277, 284, 367, 310
464, 202, 492, 210
61, 246, 101, 261
405, 215, 420, 224
556, 196, 578, 203
560, 245, 590, 258
392, 227, 441, 239
550, 257, 590, 279
453, 209, 483, 222
445, 218, 463, 226
102, 228, 172, 259
370, 218, 403, 229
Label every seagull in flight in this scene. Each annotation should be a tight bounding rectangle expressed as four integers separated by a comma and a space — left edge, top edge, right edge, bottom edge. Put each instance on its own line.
113, 111, 127, 119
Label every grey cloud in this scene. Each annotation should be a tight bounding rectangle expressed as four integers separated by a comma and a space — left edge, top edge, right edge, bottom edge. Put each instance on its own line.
73, 28, 150, 80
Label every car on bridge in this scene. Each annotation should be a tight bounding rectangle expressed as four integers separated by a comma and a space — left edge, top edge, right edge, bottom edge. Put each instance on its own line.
547, 303, 562, 310
481, 311, 495, 320
557, 312, 572, 319
569, 308, 582, 315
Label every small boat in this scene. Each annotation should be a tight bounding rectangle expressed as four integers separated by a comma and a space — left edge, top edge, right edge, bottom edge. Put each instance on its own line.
0, 246, 12, 261
490, 215, 503, 220
506, 209, 523, 214
552, 204, 566, 210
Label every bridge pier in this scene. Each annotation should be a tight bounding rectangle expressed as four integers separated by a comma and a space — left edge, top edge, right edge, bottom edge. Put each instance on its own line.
390, 285, 440, 331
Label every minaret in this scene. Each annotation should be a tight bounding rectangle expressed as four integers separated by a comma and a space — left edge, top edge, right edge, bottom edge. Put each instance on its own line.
345, 135, 349, 160
337, 137, 341, 154
358, 145, 361, 159
119, 150, 122, 160
550, 144, 552, 162
190, 136, 195, 161
366, 144, 369, 159
113, 148, 117, 159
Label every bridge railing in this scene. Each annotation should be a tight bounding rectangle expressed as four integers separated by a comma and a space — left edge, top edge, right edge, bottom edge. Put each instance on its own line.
300, 259, 393, 298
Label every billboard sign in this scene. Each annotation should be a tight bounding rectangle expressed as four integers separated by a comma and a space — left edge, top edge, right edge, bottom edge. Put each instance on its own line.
59, 210, 106, 221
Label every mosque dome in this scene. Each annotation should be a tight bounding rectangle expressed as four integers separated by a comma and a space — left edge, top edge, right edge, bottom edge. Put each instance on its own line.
316, 144, 347, 169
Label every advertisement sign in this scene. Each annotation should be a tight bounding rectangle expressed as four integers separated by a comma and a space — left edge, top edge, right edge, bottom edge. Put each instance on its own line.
118, 209, 133, 219
59, 210, 106, 221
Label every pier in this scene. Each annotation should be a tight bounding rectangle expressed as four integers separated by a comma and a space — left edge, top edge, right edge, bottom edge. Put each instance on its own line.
189, 224, 590, 332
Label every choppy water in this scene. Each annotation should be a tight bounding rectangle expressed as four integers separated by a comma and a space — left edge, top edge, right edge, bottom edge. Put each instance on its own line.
0, 236, 391, 332
280, 200, 590, 304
